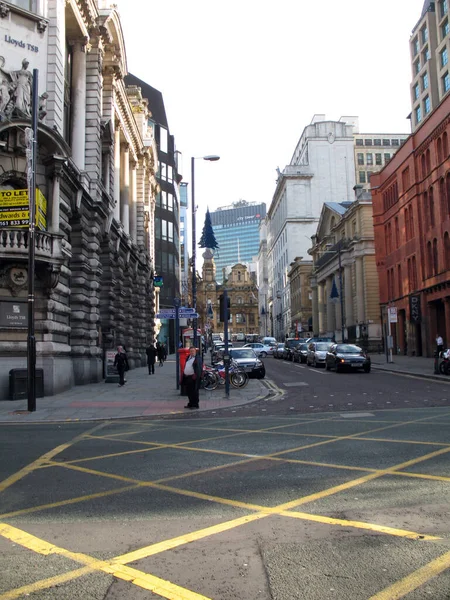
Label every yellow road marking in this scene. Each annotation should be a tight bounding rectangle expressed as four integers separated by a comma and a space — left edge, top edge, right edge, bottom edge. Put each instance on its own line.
0, 523, 212, 600
280, 510, 440, 540
0, 422, 107, 494
354, 435, 450, 447
0, 567, 94, 600
395, 470, 450, 483
368, 549, 450, 599
0, 485, 138, 520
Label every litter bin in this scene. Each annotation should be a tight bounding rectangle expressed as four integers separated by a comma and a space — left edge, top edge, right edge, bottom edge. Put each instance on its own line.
9, 369, 44, 400
178, 348, 191, 396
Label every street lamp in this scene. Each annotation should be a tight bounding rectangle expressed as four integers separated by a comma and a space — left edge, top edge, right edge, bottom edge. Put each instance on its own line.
191, 154, 220, 349
325, 243, 345, 343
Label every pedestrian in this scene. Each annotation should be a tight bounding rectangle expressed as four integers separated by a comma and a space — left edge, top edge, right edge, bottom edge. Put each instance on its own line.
157, 342, 165, 366
114, 345, 129, 387
436, 334, 444, 355
146, 342, 157, 375
181, 346, 203, 409
162, 343, 168, 361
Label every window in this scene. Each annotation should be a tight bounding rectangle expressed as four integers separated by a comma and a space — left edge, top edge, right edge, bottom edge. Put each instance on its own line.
414, 83, 420, 100
374, 139, 382, 146
441, 47, 448, 68
376, 153, 382, 165
415, 105, 422, 124
444, 132, 449, 157
168, 221, 173, 242
422, 26, 429, 44
364, 139, 373, 146
384, 153, 391, 164
412, 37, 419, 56
402, 167, 410, 191
63, 42, 73, 144
429, 186, 435, 227
427, 241, 433, 277
382, 139, 391, 146
237, 296, 243, 304
355, 139, 363, 146
440, 0, 448, 19
236, 313, 245, 324
398, 265, 402, 297
359, 171, 366, 184
422, 72, 429, 90
440, 177, 446, 216
443, 72, 450, 94
412, 256, 418, 289
415, 59, 421, 74
433, 238, 439, 275
159, 127, 168, 153
422, 47, 431, 62
392, 139, 400, 147
6, 0, 37, 11
424, 95, 431, 114
357, 153, 364, 165
442, 19, 449, 39
366, 153, 373, 166
367, 171, 373, 183
395, 217, 400, 248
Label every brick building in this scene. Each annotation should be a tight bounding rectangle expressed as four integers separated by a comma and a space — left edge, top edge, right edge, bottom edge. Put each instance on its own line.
371, 94, 450, 357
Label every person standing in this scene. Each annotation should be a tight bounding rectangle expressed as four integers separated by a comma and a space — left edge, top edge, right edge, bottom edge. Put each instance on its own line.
114, 345, 129, 387
182, 347, 203, 409
436, 334, 444, 355
146, 343, 157, 375
157, 342, 165, 366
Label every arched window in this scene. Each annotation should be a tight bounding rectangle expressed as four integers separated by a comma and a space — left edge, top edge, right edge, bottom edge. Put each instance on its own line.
429, 186, 435, 227
236, 313, 245, 324
433, 238, 439, 275
423, 191, 429, 229
412, 255, 418, 289
437, 137, 443, 163
444, 232, 450, 271
237, 271, 241, 282
410, 205, 415, 238
397, 264, 402, 297
421, 154, 426, 179
427, 241, 433, 277
443, 132, 448, 159
237, 296, 243, 304
440, 178, 446, 218
426, 149, 431, 173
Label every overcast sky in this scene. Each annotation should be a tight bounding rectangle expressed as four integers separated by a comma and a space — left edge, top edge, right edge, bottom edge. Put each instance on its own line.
118, 0, 425, 240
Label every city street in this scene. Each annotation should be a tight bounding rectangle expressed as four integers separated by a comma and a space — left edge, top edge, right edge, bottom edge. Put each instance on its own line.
1, 358, 450, 599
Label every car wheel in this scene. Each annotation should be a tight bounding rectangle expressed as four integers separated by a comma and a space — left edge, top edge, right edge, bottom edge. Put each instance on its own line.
260, 351, 267, 358
363, 365, 371, 373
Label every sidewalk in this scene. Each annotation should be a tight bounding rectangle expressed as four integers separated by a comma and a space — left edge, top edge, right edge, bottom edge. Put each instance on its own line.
0, 355, 270, 423
371, 353, 450, 382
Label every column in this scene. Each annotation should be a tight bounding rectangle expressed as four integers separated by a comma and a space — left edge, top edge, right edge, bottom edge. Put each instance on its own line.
356, 257, 365, 324
326, 276, 336, 334
344, 264, 354, 327
50, 173, 60, 233
318, 282, 325, 334
311, 281, 319, 335
120, 144, 130, 234
70, 39, 87, 171
129, 159, 137, 241
113, 127, 121, 221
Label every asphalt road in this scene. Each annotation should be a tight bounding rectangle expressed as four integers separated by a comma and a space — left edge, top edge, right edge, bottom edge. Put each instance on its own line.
1, 360, 450, 599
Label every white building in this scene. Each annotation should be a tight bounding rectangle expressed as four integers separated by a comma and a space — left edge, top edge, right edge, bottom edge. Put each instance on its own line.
267, 115, 356, 340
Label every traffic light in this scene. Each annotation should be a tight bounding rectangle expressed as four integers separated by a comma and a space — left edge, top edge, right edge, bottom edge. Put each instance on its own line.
219, 294, 231, 322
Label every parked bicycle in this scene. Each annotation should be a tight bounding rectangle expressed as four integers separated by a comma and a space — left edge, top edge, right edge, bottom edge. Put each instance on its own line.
201, 360, 249, 390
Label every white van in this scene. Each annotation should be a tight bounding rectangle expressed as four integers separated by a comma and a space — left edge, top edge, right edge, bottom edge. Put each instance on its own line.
262, 336, 277, 346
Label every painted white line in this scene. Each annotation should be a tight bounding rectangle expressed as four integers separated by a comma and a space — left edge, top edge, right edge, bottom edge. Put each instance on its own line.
283, 382, 309, 387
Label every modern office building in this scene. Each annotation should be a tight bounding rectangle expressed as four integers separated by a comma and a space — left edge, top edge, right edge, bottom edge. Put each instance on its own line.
124, 74, 183, 353
210, 200, 266, 283
179, 181, 190, 306
409, 0, 450, 132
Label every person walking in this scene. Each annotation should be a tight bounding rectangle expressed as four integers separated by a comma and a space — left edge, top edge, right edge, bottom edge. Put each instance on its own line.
182, 346, 203, 409
157, 342, 165, 366
114, 345, 129, 387
146, 343, 157, 375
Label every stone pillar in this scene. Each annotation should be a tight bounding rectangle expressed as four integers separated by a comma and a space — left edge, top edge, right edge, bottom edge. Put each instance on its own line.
311, 281, 319, 335
120, 144, 130, 234
129, 160, 137, 241
318, 282, 325, 333
326, 276, 336, 334
356, 257, 365, 324
50, 173, 60, 233
113, 126, 121, 222
70, 39, 87, 170
344, 264, 353, 327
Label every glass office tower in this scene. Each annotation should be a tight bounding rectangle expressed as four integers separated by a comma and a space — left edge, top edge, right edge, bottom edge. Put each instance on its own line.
210, 201, 266, 282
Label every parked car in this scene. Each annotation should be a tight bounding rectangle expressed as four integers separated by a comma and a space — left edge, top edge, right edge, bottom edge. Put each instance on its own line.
326, 343, 371, 373
229, 348, 265, 379
283, 338, 307, 361
273, 343, 285, 359
293, 342, 309, 363
262, 336, 277, 347
305, 337, 334, 343
306, 342, 332, 367
211, 341, 233, 364
243, 342, 273, 357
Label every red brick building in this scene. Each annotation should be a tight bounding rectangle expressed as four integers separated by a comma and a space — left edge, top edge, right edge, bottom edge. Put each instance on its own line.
371, 94, 450, 357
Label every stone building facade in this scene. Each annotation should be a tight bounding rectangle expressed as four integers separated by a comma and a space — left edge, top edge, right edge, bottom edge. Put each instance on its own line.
287, 258, 313, 338
309, 188, 382, 351
197, 249, 259, 340
0, 0, 158, 399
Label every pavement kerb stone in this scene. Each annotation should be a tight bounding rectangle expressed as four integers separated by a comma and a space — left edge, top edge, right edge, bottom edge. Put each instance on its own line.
372, 365, 450, 383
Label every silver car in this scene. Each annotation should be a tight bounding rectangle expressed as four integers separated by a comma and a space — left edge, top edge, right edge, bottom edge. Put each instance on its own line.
306, 342, 332, 367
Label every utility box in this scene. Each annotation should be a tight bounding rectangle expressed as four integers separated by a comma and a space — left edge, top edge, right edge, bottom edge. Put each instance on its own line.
9, 369, 44, 400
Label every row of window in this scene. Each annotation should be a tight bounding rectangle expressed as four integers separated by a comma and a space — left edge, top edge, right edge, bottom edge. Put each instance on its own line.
355, 138, 403, 147
357, 153, 392, 166
413, 44, 448, 79
155, 217, 179, 245
413, 72, 429, 100
415, 96, 432, 124
387, 257, 419, 300
383, 181, 399, 212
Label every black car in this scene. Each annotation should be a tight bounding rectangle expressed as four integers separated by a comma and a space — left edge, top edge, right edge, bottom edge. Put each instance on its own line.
229, 348, 265, 379
293, 342, 309, 363
273, 343, 285, 359
283, 338, 306, 361
325, 343, 371, 373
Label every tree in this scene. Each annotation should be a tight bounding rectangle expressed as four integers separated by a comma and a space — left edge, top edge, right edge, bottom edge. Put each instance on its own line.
198, 208, 219, 250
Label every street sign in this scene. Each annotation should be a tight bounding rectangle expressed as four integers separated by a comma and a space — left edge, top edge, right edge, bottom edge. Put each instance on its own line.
179, 312, 199, 318
388, 307, 398, 323
156, 311, 199, 319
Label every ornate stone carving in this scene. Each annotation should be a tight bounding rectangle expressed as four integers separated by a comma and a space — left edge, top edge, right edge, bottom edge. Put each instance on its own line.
0, 2, 10, 18
0, 56, 35, 118
37, 19, 48, 33
0, 265, 28, 296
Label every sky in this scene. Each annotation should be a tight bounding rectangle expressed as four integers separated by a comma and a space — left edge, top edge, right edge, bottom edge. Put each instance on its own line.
117, 0, 425, 246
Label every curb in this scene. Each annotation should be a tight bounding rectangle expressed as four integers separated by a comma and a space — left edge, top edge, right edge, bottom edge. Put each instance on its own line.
372, 365, 450, 383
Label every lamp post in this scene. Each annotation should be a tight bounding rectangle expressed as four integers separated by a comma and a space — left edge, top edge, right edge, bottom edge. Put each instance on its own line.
191, 155, 220, 349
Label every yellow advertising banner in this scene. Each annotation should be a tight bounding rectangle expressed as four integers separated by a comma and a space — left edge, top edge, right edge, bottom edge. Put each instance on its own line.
0, 188, 47, 230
